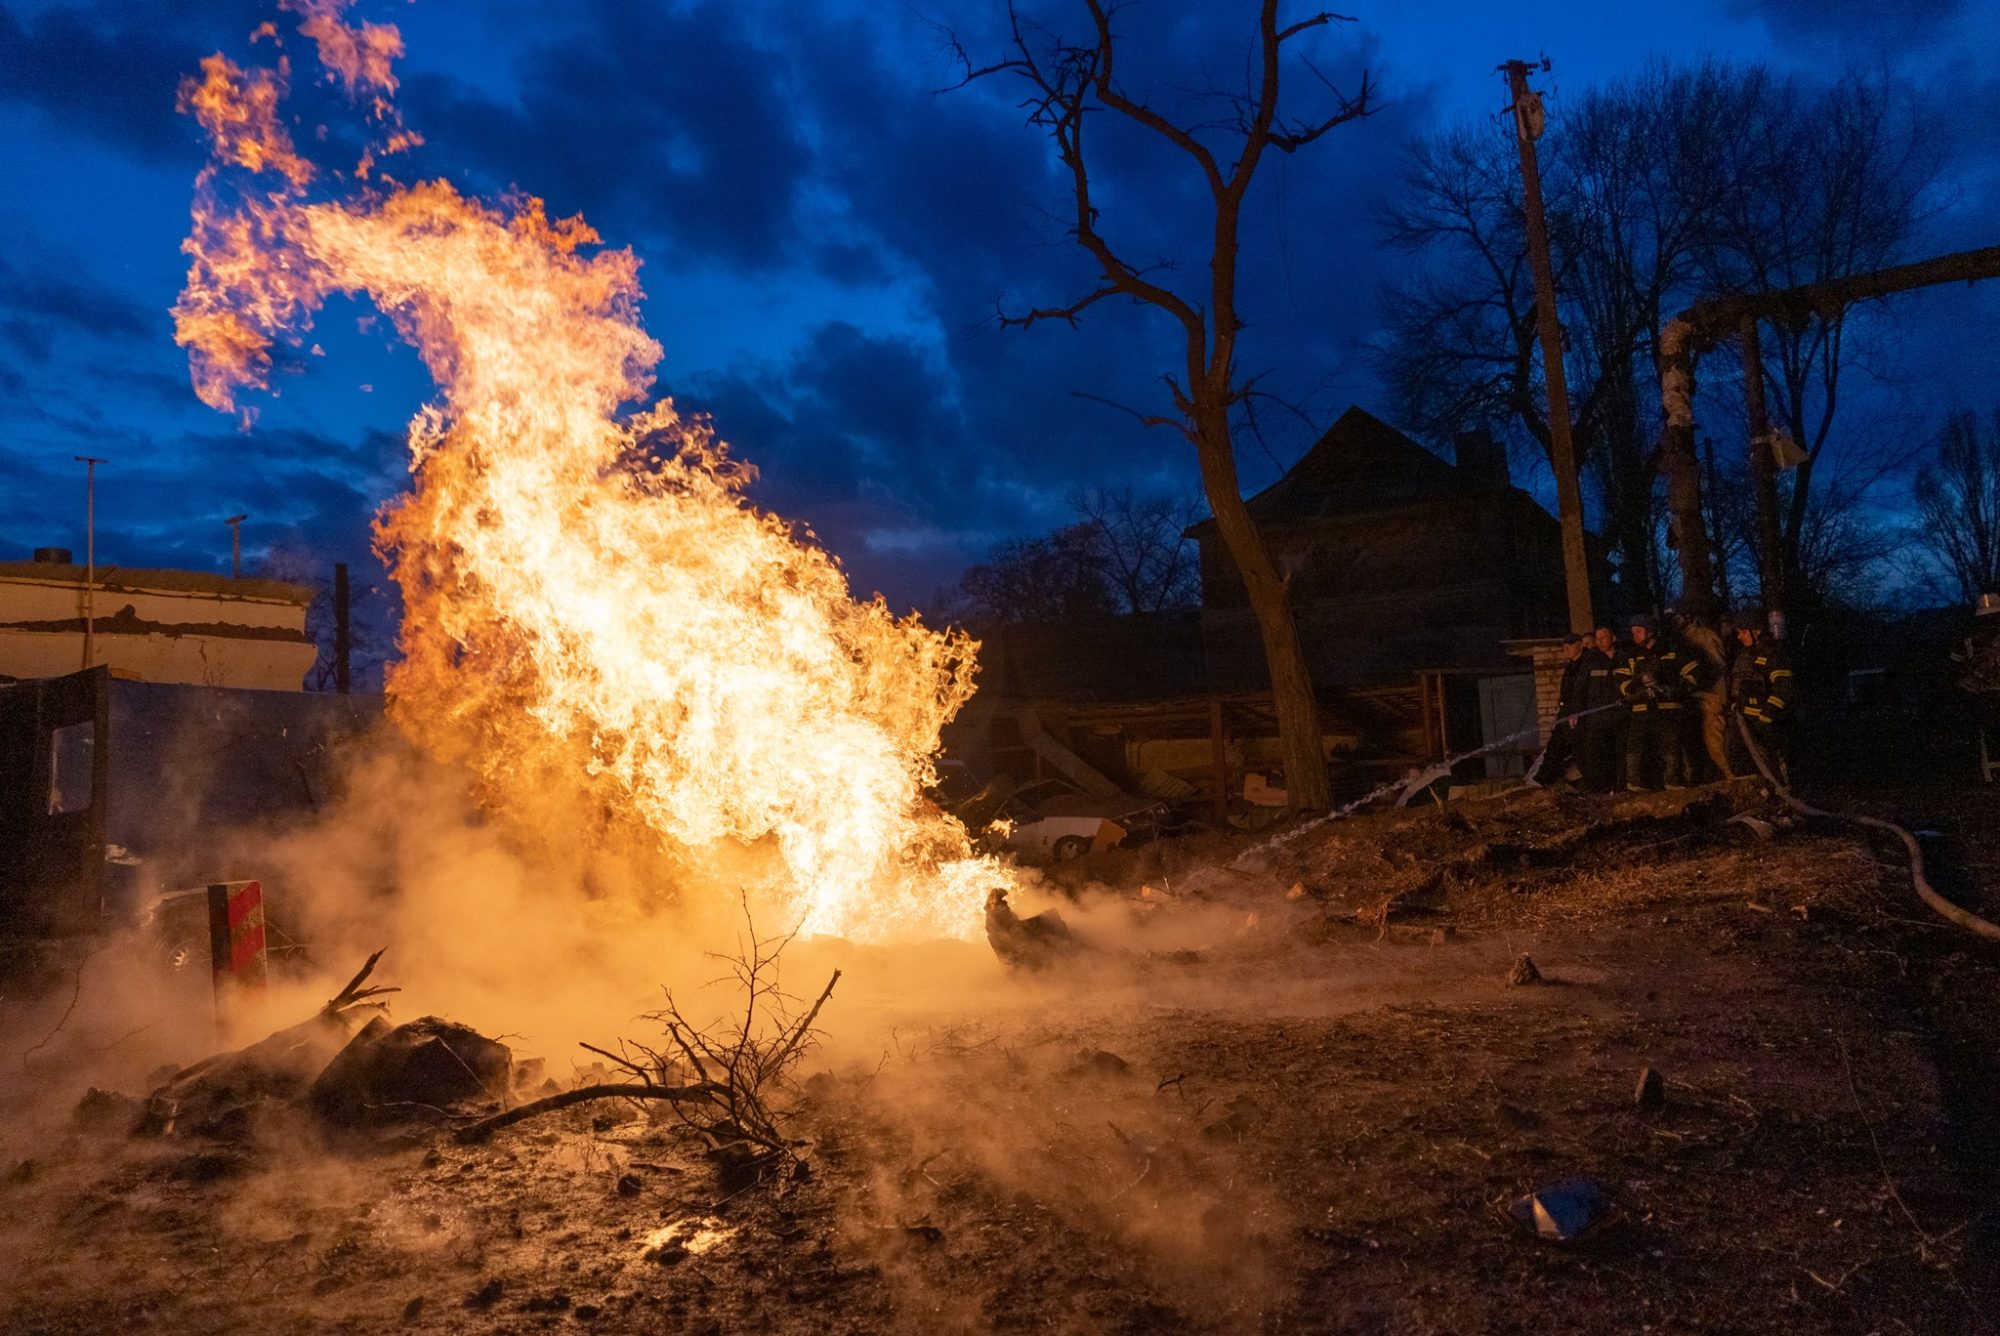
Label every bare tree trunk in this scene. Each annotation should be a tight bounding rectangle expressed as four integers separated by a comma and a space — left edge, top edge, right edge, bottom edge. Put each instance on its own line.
1193, 409, 1328, 810
1738, 318, 1786, 629
964, 0, 1366, 813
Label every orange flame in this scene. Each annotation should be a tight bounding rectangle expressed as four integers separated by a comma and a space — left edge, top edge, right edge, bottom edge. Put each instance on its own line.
174, 6, 1004, 940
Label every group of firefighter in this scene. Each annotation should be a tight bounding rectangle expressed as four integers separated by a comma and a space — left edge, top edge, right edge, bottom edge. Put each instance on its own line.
1541, 607, 1794, 792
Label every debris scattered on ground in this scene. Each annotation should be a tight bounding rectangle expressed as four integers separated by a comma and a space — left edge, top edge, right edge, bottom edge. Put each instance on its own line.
1509, 1175, 1616, 1243
1729, 814, 1776, 842
71, 1086, 139, 1134
1200, 1093, 1270, 1142
309, 1015, 513, 1125
1061, 1048, 1131, 1079
985, 888, 1083, 970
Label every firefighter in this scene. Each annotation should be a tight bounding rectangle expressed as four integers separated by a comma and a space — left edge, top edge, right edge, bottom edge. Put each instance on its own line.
1577, 626, 1622, 790
1670, 602, 1736, 781
1615, 613, 1698, 790
1732, 614, 1795, 784
1539, 634, 1589, 783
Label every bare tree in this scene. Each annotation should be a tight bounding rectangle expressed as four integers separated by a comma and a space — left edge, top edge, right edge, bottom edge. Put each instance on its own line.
944, 487, 1200, 624
1706, 72, 1941, 613
1068, 485, 1202, 613
1912, 410, 2000, 604
952, 1, 1372, 811
256, 547, 387, 691
1376, 63, 1936, 618
953, 522, 1118, 624
1376, 65, 1757, 608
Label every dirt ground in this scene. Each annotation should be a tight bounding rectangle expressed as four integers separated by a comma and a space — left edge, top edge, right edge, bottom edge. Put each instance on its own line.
4, 780, 1999, 1334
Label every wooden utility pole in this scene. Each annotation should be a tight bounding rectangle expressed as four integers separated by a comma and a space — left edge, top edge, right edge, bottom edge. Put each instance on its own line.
1502, 58, 1593, 635
333, 561, 352, 695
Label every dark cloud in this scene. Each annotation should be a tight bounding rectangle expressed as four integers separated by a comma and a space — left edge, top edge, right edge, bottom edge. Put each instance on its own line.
0, 0, 265, 156
0, 254, 159, 345
1725, 0, 1965, 48
401, 0, 813, 267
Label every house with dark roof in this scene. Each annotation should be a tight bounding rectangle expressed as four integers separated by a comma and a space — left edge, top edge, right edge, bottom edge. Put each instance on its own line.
1188, 405, 1581, 689
944, 406, 1595, 814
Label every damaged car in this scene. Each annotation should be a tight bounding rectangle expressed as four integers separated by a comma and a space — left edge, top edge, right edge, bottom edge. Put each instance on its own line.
991, 777, 1170, 863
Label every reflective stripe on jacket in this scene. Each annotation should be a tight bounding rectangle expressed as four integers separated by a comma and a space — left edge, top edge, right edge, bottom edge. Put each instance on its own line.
1616, 641, 1699, 712
1736, 640, 1793, 724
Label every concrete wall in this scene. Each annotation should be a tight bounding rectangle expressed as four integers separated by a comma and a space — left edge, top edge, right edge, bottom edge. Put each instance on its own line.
0, 627, 317, 691
0, 566, 317, 691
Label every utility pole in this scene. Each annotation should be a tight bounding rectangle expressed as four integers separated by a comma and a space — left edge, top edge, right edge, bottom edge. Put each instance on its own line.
74, 455, 106, 670
224, 514, 248, 579
333, 562, 352, 695
1501, 57, 1593, 634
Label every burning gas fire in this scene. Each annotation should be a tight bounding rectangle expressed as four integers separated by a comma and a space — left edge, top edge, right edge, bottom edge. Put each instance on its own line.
174, 1, 1002, 941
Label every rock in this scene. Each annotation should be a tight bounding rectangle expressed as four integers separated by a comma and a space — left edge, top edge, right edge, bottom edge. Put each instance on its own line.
401, 1296, 424, 1322
463, 1279, 504, 1310
1062, 1048, 1130, 1079
1634, 1067, 1665, 1113
310, 1017, 513, 1125
72, 1086, 140, 1134
1200, 1094, 1270, 1142
172, 1149, 249, 1182
616, 1173, 642, 1198
574, 1303, 603, 1320
1508, 955, 1544, 986
5, 1158, 37, 1185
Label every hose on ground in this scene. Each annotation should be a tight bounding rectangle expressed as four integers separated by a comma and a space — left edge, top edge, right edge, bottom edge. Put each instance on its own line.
1734, 714, 2000, 943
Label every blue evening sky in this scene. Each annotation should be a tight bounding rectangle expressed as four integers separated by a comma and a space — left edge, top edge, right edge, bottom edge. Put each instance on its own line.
2, 0, 1994, 618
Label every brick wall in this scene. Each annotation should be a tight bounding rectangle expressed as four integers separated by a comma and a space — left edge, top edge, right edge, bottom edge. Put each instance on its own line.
1512, 638, 1570, 741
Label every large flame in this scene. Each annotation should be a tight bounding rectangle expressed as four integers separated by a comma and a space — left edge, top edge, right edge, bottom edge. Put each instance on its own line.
174, 1, 1001, 940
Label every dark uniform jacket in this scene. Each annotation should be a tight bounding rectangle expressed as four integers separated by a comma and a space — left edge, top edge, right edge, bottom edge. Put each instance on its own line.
1577, 647, 1619, 716
1555, 653, 1589, 722
1731, 636, 1794, 724
1615, 638, 1699, 712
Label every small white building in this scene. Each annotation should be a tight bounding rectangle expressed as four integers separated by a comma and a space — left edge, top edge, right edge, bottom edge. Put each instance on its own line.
0, 549, 319, 691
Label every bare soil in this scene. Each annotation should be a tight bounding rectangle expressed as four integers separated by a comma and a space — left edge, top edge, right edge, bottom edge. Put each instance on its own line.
4, 782, 1998, 1334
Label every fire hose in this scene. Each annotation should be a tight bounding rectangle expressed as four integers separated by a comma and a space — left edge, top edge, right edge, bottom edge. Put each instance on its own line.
1734, 715, 2000, 944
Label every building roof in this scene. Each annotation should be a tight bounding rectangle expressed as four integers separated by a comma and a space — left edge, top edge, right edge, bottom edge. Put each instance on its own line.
1186, 405, 1493, 537
0, 561, 316, 605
